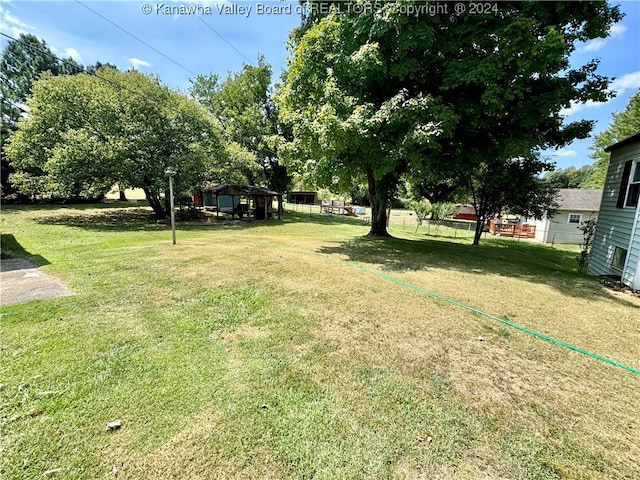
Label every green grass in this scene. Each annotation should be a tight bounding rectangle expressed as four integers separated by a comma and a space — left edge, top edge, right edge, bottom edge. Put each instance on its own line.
1, 204, 639, 479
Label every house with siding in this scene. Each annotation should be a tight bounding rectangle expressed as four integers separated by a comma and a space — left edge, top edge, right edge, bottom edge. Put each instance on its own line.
588, 131, 640, 290
529, 188, 602, 244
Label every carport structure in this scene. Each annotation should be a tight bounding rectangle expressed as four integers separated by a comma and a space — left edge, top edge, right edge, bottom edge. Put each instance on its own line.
194, 184, 284, 220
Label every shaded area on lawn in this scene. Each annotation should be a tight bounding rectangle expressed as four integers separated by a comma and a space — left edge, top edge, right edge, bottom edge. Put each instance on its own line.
316, 234, 639, 307
28, 205, 366, 232
0, 235, 73, 306
0, 233, 50, 267
2, 203, 639, 479
8, 203, 635, 305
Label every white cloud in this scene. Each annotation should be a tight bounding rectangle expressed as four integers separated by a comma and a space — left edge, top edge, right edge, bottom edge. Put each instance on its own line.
582, 39, 606, 53
559, 100, 601, 117
554, 149, 578, 158
579, 22, 627, 53
128, 57, 151, 68
1, 5, 83, 67
0, 4, 37, 38
609, 71, 640, 96
63, 47, 83, 63
560, 71, 640, 117
610, 24, 627, 39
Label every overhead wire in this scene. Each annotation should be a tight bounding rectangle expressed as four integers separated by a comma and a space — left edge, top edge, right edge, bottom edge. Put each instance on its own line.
0, 32, 281, 160
74, 0, 198, 77
69, 0, 278, 156
0, 32, 219, 132
180, 1, 255, 66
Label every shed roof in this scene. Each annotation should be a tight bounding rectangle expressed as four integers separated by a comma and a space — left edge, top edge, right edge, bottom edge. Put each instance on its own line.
555, 188, 602, 212
604, 130, 640, 152
204, 184, 282, 197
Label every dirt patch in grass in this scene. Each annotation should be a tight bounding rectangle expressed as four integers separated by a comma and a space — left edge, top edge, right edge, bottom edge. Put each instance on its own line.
600, 276, 640, 299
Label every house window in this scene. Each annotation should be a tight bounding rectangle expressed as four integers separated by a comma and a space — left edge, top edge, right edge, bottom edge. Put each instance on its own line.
625, 161, 640, 208
612, 246, 627, 271
568, 214, 581, 224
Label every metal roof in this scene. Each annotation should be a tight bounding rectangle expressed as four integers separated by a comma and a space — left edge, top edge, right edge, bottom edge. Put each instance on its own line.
206, 184, 283, 197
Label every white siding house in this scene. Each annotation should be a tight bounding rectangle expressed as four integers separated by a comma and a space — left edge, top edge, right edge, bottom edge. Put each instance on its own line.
529, 189, 601, 244
588, 131, 640, 290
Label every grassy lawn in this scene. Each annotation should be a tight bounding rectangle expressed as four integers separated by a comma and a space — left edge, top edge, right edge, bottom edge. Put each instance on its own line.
1, 204, 639, 479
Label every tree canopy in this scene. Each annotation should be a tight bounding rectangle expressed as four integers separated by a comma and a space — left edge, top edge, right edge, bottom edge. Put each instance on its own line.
5, 67, 225, 218
542, 165, 597, 189
585, 88, 640, 188
278, 0, 622, 241
277, 7, 444, 236
0, 34, 82, 128
0, 34, 83, 198
190, 56, 291, 193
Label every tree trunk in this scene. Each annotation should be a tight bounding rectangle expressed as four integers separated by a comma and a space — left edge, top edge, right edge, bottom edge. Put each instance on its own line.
143, 187, 167, 220
469, 173, 485, 246
472, 214, 486, 246
366, 168, 390, 237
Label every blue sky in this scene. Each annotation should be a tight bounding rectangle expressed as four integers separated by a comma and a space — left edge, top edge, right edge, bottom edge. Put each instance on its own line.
1, 0, 639, 171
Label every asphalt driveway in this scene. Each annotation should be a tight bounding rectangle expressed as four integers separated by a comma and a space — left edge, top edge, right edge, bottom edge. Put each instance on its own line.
0, 258, 74, 306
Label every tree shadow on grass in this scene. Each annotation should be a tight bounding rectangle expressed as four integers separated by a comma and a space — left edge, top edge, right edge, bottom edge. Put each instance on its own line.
316, 234, 638, 306
13, 203, 636, 305
28, 205, 367, 233
0, 233, 50, 268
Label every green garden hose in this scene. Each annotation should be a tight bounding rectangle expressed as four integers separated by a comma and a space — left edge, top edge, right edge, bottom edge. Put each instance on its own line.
346, 261, 640, 376
249, 237, 640, 376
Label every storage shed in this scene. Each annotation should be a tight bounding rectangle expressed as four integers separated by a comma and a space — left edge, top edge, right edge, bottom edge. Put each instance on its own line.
194, 184, 284, 220
288, 191, 318, 205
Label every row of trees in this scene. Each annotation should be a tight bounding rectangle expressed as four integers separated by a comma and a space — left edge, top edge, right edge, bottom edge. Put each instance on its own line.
1, 35, 289, 219
1, 34, 94, 199
6, 67, 225, 219
2, 2, 628, 244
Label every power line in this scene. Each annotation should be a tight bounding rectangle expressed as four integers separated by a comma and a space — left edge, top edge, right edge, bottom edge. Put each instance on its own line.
0, 32, 280, 160
181, 1, 255, 66
74, 0, 197, 77
0, 32, 206, 127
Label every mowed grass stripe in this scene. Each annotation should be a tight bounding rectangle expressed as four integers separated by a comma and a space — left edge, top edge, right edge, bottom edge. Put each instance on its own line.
239, 235, 640, 376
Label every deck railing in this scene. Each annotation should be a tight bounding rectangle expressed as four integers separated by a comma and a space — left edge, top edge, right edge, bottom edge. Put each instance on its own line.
488, 221, 536, 238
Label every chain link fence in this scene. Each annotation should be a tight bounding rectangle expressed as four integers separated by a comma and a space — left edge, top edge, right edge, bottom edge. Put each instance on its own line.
284, 203, 587, 245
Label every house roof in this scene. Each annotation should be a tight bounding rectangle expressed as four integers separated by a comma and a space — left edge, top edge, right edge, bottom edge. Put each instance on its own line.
555, 188, 602, 212
604, 130, 640, 152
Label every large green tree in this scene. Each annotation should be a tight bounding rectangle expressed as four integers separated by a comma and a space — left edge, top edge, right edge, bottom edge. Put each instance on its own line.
585, 88, 640, 188
5, 67, 225, 218
279, 1, 622, 240
0, 34, 82, 198
277, 8, 444, 236
190, 56, 291, 193
392, 1, 621, 244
